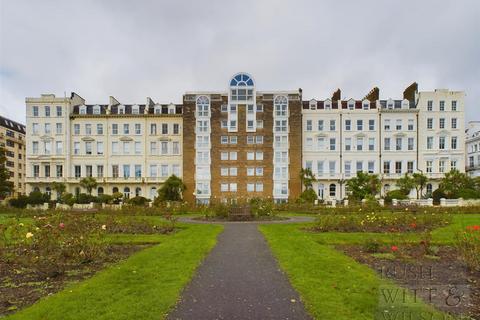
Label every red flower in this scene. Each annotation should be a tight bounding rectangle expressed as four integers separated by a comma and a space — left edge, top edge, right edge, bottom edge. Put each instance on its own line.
391, 245, 398, 252
410, 223, 417, 228
473, 225, 480, 231
59, 223, 65, 229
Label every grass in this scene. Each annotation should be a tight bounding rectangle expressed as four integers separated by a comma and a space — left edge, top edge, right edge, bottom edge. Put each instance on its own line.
259, 223, 455, 320
4, 223, 223, 320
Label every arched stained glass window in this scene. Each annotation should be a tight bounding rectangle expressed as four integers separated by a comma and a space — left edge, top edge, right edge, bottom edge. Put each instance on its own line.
230, 73, 254, 101
230, 73, 254, 87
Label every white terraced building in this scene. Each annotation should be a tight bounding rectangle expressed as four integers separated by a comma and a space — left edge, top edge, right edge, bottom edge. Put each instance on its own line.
466, 121, 480, 178
302, 84, 465, 201
25, 93, 183, 199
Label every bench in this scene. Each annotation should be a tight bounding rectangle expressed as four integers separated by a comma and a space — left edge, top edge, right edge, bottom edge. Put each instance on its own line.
228, 205, 253, 221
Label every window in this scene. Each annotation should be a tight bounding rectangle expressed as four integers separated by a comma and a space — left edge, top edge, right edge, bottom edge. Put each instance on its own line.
345, 161, 351, 176
123, 165, 130, 178
33, 165, 40, 177
230, 183, 237, 192
427, 137, 433, 149
256, 136, 263, 144
329, 138, 336, 151
44, 123, 51, 134
439, 160, 445, 173
93, 106, 101, 115
384, 138, 391, 151
44, 165, 50, 177
32, 141, 39, 154
80, 106, 86, 114
86, 165, 93, 177
221, 105, 228, 112
363, 102, 369, 110
56, 123, 62, 134
318, 120, 324, 131
257, 104, 263, 112
356, 161, 363, 173
356, 137, 363, 151
426, 161, 433, 173
112, 165, 119, 178
451, 137, 457, 150
408, 119, 414, 131
256, 183, 264, 192
197, 120, 209, 132
348, 102, 354, 110
135, 141, 141, 154
306, 120, 312, 131
135, 124, 141, 135
134, 165, 142, 178
384, 119, 391, 131
369, 119, 375, 131
395, 161, 402, 174
247, 183, 255, 192
112, 142, 119, 154
439, 136, 446, 150
329, 161, 336, 174
75, 165, 81, 178
123, 141, 130, 154
396, 137, 402, 151
383, 161, 390, 174
329, 184, 336, 197
33, 106, 39, 116
407, 161, 414, 174
173, 123, 179, 134
408, 137, 414, 151
221, 183, 229, 192
275, 120, 287, 132
56, 106, 62, 116
368, 138, 375, 151
162, 123, 168, 134
150, 124, 157, 135
451, 101, 457, 111
439, 118, 445, 129
161, 142, 168, 154
85, 124, 92, 135
97, 124, 103, 134
368, 161, 375, 173
256, 167, 263, 176
427, 100, 433, 111
85, 141, 92, 155
150, 165, 157, 177
112, 124, 118, 135
230, 151, 237, 160
124, 124, 129, 134
330, 120, 336, 131
256, 151, 263, 160
345, 120, 351, 131
439, 101, 445, 111
32, 123, 39, 134
427, 118, 433, 129
56, 165, 63, 177
426, 183, 433, 194
221, 152, 228, 160
247, 152, 255, 160
345, 138, 351, 151
221, 136, 229, 144
118, 106, 125, 114
451, 118, 457, 129
56, 141, 63, 154
396, 119, 402, 131
247, 167, 255, 176
97, 165, 104, 178
451, 160, 457, 170
256, 120, 264, 129
274, 96, 288, 116
45, 106, 50, 117
74, 142, 80, 155
317, 161, 324, 176
357, 120, 363, 131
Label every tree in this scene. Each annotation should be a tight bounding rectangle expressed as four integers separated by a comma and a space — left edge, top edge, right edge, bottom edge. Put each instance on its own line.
51, 182, 66, 198
0, 146, 14, 199
79, 177, 98, 195
157, 175, 186, 202
396, 173, 415, 196
299, 168, 316, 190
412, 172, 428, 199
439, 169, 475, 198
346, 172, 381, 200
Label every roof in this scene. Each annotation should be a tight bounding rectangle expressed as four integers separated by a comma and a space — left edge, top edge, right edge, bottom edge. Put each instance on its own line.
72, 104, 183, 115
0, 115, 26, 134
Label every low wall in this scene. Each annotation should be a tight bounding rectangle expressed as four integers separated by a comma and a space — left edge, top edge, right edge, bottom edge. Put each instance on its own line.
72, 202, 96, 210
392, 199, 434, 207
26, 203, 49, 210
101, 203, 123, 210
55, 203, 71, 210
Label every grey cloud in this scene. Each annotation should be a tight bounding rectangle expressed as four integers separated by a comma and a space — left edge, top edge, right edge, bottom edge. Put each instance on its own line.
1, 0, 479, 123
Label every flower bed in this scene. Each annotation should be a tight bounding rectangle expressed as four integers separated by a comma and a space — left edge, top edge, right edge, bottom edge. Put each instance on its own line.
457, 225, 480, 271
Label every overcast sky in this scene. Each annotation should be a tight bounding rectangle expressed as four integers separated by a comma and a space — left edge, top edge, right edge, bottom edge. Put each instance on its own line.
1, 0, 479, 124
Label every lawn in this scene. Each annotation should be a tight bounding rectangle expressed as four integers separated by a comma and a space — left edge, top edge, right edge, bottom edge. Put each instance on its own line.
259, 213, 480, 320
3, 223, 223, 320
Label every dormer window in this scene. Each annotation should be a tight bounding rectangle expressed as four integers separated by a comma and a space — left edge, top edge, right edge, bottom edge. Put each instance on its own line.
402, 100, 410, 109
93, 105, 101, 115
309, 100, 317, 110
132, 105, 140, 115
348, 102, 354, 110
387, 100, 394, 109
325, 102, 331, 110
118, 105, 125, 114
79, 105, 87, 115
363, 101, 370, 110
168, 105, 175, 114
154, 105, 161, 114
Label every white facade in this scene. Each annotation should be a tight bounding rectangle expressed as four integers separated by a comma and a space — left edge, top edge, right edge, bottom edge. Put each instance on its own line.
302, 88, 465, 201
466, 121, 480, 178
25, 93, 183, 199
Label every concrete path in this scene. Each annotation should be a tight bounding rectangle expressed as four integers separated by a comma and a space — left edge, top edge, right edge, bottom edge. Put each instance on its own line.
167, 222, 312, 320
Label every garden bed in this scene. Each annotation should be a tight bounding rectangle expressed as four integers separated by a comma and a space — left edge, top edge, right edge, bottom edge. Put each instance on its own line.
0, 244, 150, 316
337, 245, 480, 319
192, 215, 289, 222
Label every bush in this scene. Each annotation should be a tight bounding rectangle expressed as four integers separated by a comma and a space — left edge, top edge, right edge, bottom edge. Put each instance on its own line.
97, 194, 114, 204
384, 190, 408, 204
457, 189, 480, 199
127, 196, 149, 206
75, 193, 98, 204
27, 191, 50, 205
9, 195, 29, 208
363, 239, 381, 253
249, 198, 274, 217
112, 192, 123, 204
298, 189, 318, 203
61, 192, 75, 206
432, 188, 447, 205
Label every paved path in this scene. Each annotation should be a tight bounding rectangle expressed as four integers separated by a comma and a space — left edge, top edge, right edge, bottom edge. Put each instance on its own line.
167, 222, 312, 320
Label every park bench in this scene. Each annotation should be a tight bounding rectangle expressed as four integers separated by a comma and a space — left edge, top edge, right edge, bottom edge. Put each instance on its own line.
228, 205, 253, 221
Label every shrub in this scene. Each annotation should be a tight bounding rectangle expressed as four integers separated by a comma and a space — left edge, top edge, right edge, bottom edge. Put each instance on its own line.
97, 194, 114, 204
27, 191, 50, 205
112, 192, 124, 204
210, 203, 230, 218
432, 188, 447, 204
363, 239, 381, 253
298, 189, 318, 203
457, 188, 480, 199
127, 196, 149, 206
384, 190, 408, 204
75, 193, 98, 204
61, 192, 75, 206
456, 225, 480, 271
9, 195, 29, 208
250, 198, 274, 217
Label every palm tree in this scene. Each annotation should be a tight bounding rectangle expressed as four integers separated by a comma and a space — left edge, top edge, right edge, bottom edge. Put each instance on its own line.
299, 168, 316, 190
412, 172, 428, 199
79, 177, 98, 195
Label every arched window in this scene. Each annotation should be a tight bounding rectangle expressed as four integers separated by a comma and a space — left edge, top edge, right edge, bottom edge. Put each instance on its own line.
329, 184, 336, 197
97, 187, 104, 195
112, 187, 119, 193
150, 187, 157, 200
274, 96, 288, 117
33, 187, 40, 192
317, 184, 324, 199
229, 73, 254, 101
135, 187, 142, 197
426, 183, 433, 195
196, 96, 210, 117
124, 187, 130, 199
45, 187, 51, 196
